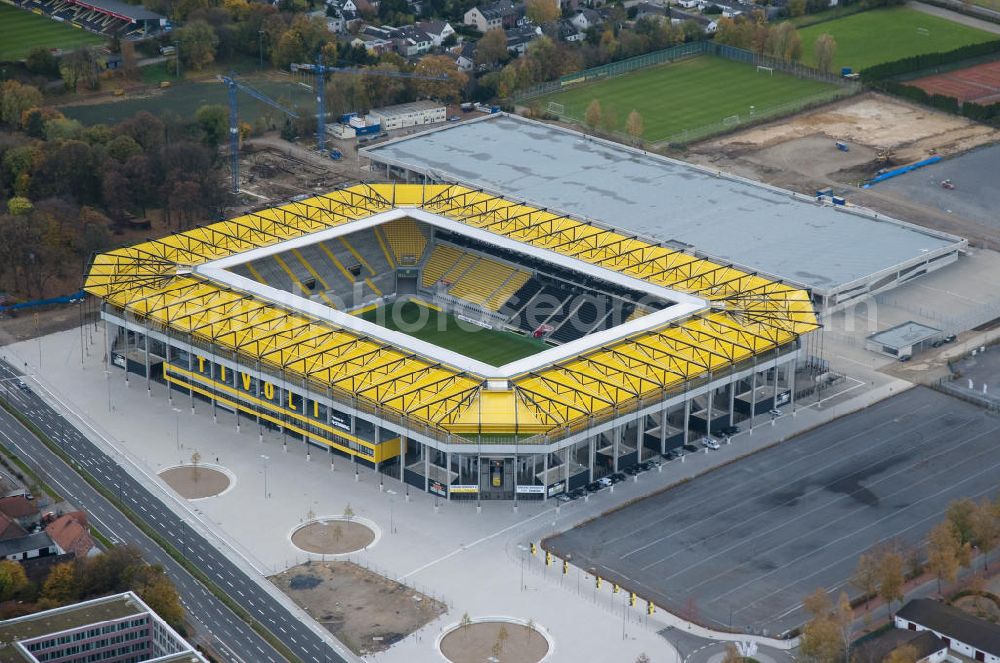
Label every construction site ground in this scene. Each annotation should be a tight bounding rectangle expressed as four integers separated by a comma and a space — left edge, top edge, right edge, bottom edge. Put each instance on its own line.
685, 92, 1000, 250
270, 560, 446, 656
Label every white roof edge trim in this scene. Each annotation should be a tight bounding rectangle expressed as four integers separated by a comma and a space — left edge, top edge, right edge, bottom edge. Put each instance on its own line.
194, 208, 709, 380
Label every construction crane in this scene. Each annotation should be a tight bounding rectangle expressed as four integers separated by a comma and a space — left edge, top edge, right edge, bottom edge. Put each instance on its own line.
291, 56, 449, 153
219, 73, 301, 194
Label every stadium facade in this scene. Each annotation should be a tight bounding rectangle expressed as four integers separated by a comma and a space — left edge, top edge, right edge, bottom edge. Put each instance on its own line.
85, 184, 818, 500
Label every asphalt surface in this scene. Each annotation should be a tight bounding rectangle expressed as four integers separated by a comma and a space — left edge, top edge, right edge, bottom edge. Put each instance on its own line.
0, 359, 348, 663
546, 387, 1000, 636
875, 142, 1000, 230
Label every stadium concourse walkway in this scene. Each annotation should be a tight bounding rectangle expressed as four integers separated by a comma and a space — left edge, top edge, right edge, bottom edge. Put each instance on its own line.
2, 328, 919, 662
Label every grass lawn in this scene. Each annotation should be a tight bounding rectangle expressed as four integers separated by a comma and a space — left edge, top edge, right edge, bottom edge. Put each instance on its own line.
799, 7, 996, 71
0, 3, 104, 62
537, 56, 836, 143
360, 301, 549, 367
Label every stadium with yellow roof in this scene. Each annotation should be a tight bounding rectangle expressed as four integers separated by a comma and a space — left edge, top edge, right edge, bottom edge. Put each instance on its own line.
85, 183, 817, 500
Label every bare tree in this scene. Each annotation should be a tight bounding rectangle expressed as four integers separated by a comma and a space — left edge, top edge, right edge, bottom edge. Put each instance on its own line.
584, 99, 603, 130
813, 34, 837, 74
971, 497, 999, 570
926, 521, 962, 594
877, 548, 905, 616
625, 110, 645, 142
343, 503, 354, 522
852, 552, 878, 611
190, 451, 202, 482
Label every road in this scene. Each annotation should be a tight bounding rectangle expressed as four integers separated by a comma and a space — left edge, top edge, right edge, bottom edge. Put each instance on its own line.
0, 359, 350, 663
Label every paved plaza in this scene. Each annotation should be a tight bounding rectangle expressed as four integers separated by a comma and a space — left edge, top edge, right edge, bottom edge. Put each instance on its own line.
0, 326, 927, 662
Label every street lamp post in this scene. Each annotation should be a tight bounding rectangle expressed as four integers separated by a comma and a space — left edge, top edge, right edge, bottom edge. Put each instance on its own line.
173, 41, 180, 78
258, 30, 265, 69
172, 407, 182, 450
260, 454, 270, 498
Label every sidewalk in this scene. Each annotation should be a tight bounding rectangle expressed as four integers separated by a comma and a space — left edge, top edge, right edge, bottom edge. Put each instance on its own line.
2, 327, 915, 662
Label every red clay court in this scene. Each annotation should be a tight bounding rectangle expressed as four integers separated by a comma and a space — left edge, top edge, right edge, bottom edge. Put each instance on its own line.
910, 60, 1000, 105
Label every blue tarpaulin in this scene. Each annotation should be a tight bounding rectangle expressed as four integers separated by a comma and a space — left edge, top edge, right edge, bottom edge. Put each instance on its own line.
862, 156, 942, 188
0, 291, 85, 313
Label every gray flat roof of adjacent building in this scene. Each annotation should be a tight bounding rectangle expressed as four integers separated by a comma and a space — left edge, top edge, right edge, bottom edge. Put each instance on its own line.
363, 114, 963, 293
867, 321, 941, 349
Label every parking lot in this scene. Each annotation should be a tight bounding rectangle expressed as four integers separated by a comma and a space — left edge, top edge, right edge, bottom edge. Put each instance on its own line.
544, 387, 1000, 635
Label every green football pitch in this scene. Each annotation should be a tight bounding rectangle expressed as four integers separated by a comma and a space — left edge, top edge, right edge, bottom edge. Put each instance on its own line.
799, 7, 996, 71
0, 4, 104, 62
360, 301, 550, 367
537, 55, 837, 143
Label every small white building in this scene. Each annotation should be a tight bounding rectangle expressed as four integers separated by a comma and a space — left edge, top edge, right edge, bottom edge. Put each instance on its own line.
368, 100, 446, 131
895, 599, 1000, 663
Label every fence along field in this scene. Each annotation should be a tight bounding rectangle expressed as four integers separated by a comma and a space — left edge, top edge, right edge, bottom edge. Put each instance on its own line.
0, 2, 104, 61
798, 7, 996, 71
534, 53, 847, 145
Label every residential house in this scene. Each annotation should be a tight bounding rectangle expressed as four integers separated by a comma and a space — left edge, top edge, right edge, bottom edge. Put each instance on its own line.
0, 513, 26, 541
46, 512, 98, 559
0, 495, 38, 528
569, 8, 602, 31
396, 25, 434, 55
464, 0, 523, 32
417, 20, 455, 46
556, 18, 584, 41
675, 0, 703, 8
633, 2, 667, 21
669, 8, 716, 33
0, 532, 57, 561
351, 33, 395, 55
452, 41, 476, 72
505, 24, 542, 55
896, 598, 1000, 663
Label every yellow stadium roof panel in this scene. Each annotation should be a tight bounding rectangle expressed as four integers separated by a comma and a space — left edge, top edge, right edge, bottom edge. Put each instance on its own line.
85, 183, 818, 437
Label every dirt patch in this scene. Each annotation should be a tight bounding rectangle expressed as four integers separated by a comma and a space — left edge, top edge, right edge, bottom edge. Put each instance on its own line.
159, 466, 230, 499
702, 93, 998, 162
271, 560, 446, 655
291, 520, 375, 555
440, 621, 549, 663
953, 594, 1000, 623
684, 92, 1000, 249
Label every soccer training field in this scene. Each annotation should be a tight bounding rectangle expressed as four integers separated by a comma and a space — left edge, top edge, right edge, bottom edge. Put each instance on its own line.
360, 301, 550, 367
0, 4, 104, 62
537, 55, 837, 143
799, 7, 996, 72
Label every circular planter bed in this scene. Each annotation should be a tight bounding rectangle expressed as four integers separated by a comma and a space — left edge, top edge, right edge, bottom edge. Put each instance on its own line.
159, 465, 231, 499
439, 618, 551, 663
291, 518, 376, 555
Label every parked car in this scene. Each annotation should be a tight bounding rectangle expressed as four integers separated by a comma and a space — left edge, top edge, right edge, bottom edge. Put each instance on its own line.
641, 459, 661, 470
943, 334, 956, 343
555, 492, 573, 503
699, 437, 720, 451
663, 450, 679, 460
898, 354, 911, 362
624, 465, 642, 476
569, 487, 587, 499
610, 472, 626, 483
682, 443, 699, 453
717, 425, 740, 436
585, 481, 603, 493
597, 476, 613, 488
769, 408, 783, 417
16, 378, 29, 391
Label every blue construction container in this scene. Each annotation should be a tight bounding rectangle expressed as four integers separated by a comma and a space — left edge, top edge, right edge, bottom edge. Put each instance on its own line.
841, 67, 853, 77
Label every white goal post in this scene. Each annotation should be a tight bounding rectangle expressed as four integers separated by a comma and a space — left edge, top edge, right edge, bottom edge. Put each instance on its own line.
756, 65, 774, 75
723, 114, 740, 126
546, 101, 565, 116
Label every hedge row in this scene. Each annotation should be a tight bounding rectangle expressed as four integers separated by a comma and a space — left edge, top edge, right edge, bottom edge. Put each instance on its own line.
874, 79, 1000, 125
862, 39, 1000, 80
